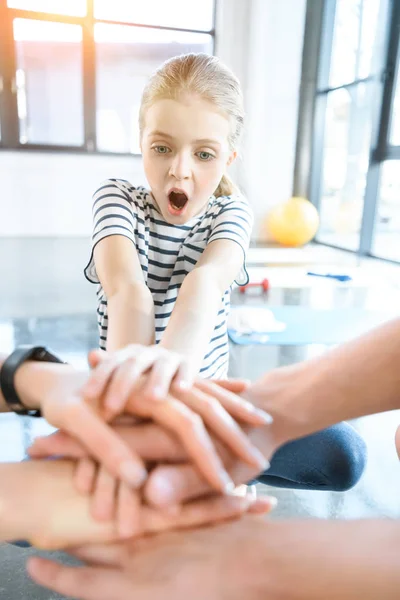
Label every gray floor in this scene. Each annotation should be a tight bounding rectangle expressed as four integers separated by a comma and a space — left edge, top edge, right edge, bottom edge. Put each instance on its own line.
0, 238, 400, 599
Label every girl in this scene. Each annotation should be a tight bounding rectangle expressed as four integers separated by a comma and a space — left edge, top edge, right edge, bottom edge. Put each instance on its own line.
81, 52, 365, 505
84, 53, 252, 402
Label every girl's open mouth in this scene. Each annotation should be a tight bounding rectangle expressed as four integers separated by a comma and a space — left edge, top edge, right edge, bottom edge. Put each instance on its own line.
168, 190, 189, 215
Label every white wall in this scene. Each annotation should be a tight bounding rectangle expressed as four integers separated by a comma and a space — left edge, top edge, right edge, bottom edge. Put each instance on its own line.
0, 151, 145, 236
0, 0, 306, 239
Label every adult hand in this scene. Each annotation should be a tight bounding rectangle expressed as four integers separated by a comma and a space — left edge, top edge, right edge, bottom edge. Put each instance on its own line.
27, 517, 400, 600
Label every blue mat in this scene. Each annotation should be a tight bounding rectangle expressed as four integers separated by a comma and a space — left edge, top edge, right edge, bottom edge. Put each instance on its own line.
228, 306, 397, 346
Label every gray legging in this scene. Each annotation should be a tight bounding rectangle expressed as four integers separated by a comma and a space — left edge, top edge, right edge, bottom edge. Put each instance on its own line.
252, 422, 367, 490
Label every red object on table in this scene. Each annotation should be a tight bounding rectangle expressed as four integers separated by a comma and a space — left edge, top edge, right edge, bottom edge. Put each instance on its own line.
238, 278, 270, 294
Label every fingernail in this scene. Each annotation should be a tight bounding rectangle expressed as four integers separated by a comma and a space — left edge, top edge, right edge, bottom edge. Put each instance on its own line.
250, 449, 270, 471
221, 471, 236, 494
268, 496, 278, 508
250, 496, 278, 513
177, 380, 190, 390
119, 462, 147, 487
152, 386, 163, 399
152, 476, 176, 504
250, 406, 273, 424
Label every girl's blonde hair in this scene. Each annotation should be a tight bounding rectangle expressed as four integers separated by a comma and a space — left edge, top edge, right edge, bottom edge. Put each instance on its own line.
139, 53, 244, 198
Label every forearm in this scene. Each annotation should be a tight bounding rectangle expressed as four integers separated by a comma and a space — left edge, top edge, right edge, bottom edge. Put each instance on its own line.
160, 269, 223, 374
259, 318, 400, 438
106, 282, 155, 351
0, 354, 80, 413
247, 518, 400, 600
0, 461, 115, 548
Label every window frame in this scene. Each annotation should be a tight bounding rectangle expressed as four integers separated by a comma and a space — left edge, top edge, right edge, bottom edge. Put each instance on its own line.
0, 0, 217, 155
308, 0, 400, 261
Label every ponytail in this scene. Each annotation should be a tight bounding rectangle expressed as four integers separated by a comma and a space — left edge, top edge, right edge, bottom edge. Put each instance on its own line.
214, 173, 239, 198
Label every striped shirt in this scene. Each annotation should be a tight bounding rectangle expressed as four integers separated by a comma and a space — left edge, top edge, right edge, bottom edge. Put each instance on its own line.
84, 178, 253, 379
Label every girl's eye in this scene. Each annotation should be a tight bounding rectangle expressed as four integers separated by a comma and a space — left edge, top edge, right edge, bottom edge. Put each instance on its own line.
197, 151, 215, 161
153, 146, 170, 154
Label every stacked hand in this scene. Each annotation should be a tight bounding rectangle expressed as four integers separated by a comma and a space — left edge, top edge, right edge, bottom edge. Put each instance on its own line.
26, 345, 279, 547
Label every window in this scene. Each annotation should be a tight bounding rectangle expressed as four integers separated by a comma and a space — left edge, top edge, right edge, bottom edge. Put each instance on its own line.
95, 25, 212, 153
7, 0, 87, 16
13, 19, 84, 146
0, 0, 216, 153
390, 55, 400, 145
317, 83, 376, 250
93, 0, 215, 32
372, 161, 400, 261
309, 0, 400, 262
329, 0, 387, 88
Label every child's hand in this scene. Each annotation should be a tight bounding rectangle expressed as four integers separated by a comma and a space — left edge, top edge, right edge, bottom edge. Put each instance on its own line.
83, 345, 193, 416
76, 348, 272, 494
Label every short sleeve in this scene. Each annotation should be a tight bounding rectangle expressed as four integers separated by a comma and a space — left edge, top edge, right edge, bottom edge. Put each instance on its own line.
208, 195, 254, 286
84, 179, 137, 284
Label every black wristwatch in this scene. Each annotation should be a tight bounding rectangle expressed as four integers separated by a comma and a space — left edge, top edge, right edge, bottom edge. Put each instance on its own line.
0, 345, 65, 417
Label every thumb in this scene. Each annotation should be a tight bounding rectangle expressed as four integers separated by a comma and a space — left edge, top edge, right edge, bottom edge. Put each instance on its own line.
88, 349, 108, 369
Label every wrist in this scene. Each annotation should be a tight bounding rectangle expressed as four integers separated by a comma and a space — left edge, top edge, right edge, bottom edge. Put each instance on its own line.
248, 362, 323, 445
15, 362, 78, 410
0, 462, 41, 542
223, 517, 271, 600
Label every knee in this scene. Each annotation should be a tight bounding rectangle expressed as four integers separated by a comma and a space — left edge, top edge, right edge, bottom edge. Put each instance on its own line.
321, 423, 367, 491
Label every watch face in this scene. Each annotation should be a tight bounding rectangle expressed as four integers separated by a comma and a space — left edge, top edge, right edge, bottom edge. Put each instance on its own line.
32, 347, 48, 360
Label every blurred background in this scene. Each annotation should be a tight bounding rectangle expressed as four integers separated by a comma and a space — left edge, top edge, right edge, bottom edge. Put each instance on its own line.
0, 0, 398, 256
0, 2, 400, 598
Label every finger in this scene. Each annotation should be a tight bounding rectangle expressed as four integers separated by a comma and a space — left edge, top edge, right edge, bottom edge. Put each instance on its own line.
74, 458, 97, 495
151, 398, 235, 494
196, 379, 273, 426
142, 355, 181, 400
91, 467, 118, 522
247, 496, 278, 514
87, 349, 108, 369
69, 543, 126, 567
104, 353, 157, 416
173, 386, 269, 470
173, 361, 194, 390
145, 463, 209, 507
111, 423, 186, 463
212, 378, 251, 394
80, 356, 119, 399
116, 482, 141, 539
28, 431, 87, 459
145, 494, 266, 534
27, 557, 127, 600
56, 399, 148, 488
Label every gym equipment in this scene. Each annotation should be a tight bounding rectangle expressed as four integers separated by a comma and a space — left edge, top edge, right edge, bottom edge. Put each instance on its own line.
265, 196, 319, 247
307, 271, 352, 282
238, 278, 270, 294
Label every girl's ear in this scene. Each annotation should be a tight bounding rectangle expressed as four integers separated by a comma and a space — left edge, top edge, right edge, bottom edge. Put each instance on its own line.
226, 150, 237, 167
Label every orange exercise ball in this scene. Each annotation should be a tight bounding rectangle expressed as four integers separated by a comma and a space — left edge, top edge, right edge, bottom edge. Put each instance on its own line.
265, 196, 320, 247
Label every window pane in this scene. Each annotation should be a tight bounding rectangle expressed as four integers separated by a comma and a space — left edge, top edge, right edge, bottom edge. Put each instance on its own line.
95, 24, 213, 153
7, 0, 87, 17
317, 83, 376, 250
94, 0, 214, 32
372, 161, 400, 260
329, 0, 388, 88
390, 59, 400, 145
13, 19, 84, 146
